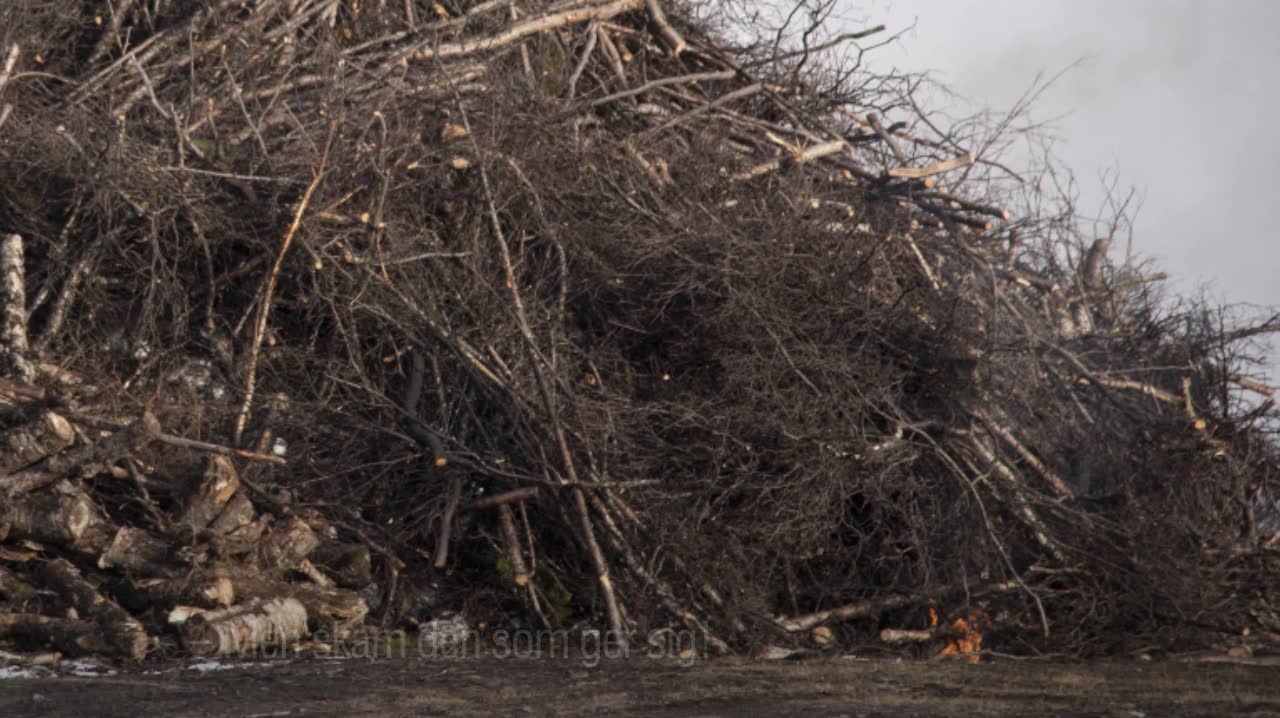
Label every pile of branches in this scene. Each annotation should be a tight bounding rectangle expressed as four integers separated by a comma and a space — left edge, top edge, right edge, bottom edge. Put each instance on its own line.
2, 0, 1279, 662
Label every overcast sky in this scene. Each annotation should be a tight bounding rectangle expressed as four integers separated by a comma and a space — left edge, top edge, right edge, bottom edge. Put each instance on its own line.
845, 0, 1279, 382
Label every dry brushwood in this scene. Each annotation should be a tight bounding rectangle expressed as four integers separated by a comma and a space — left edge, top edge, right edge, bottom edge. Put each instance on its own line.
0, 0, 1278, 665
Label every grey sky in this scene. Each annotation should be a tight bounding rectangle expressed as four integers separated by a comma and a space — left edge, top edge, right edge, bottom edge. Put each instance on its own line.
848, 0, 1280, 381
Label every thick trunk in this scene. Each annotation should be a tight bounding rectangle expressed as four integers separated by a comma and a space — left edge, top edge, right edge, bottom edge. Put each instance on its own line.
0, 411, 74, 475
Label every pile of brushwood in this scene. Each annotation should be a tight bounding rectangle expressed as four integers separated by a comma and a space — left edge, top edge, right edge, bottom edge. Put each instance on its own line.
1, 0, 1279, 664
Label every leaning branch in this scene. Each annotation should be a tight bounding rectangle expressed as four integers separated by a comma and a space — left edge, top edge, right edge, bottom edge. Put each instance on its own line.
234, 127, 333, 446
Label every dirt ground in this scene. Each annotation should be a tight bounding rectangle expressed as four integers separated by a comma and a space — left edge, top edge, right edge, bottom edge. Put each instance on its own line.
2, 652, 1279, 718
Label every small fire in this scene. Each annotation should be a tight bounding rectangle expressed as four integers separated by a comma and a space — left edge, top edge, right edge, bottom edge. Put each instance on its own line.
933, 605, 992, 663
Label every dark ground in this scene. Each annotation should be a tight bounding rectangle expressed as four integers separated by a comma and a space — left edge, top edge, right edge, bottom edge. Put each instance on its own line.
2, 653, 1278, 717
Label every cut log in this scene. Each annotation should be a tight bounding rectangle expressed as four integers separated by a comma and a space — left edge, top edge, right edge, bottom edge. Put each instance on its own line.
130, 570, 236, 609
178, 597, 308, 657
132, 567, 367, 636
257, 515, 320, 570
0, 411, 75, 475
0, 542, 36, 562
228, 514, 271, 544
206, 512, 272, 559
98, 526, 173, 575
0, 565, 36, 602
207, 490, 256, 536
311, 542, 373, 588
230, 573, 368, 636
5, 479, 116, 555
0, 411, 160, 495
40, 558, 150, 661
178, 454, 240, 534
273, 580, 367, 636
0, 613, 109, 656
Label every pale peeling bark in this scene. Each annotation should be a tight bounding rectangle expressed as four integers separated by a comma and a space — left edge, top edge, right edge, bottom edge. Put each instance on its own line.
1, 233, 34, 383
178, 597, 308, 657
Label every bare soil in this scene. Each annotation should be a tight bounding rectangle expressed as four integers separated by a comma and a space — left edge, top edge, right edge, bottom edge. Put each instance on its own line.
2, 654, 1278, 717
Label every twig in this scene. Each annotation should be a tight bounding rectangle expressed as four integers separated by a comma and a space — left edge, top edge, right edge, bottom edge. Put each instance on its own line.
971, 408, 1074, 500
401, 350, 449, 465
585, 490, 730, 653
901, 233, 940, 290
597, 26, 628, 85
647, 82, 764, 136
778, 594, 914, 632
519, 500, 553, 629
88, 0, 137, 63
126, 54, 172, 120
590, 69, 736, 107
565, 22, 599, 100
0, 44, 16, 130
776, 580, 1020, 633
60, 410, 286, 464
39, 254, 107, 351
866, 112, 908, 167
998, 266, 1060, 293
966, 435, 1067, 564
919, 189, 1011, 221
497, 503, 531, 586
467, 487, 539, 511
233, 124, 334, 446
1080, 375, 1180, 406
0, 45, 19, 95
917, 201, 993, 231
840, 107, 973, 160
433, 477, 462, 570
622, 142, 672, 188
575, 483, 625, 633
162, 166, 303, 184
513, 3, 535, 87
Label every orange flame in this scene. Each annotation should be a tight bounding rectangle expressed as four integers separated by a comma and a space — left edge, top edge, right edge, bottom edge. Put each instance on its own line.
937, 608, 992, 663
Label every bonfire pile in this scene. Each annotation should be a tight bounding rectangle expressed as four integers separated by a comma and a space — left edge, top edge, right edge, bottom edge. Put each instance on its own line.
1, 0, 1279, 664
